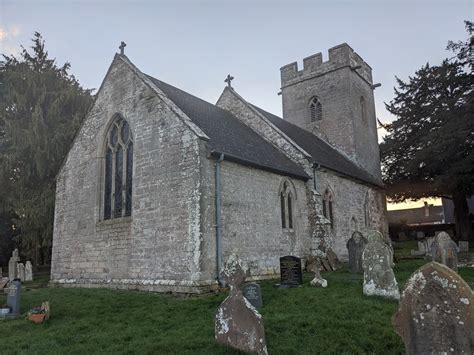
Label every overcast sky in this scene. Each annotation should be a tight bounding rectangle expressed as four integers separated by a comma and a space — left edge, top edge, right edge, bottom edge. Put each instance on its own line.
0, 0, 471, 142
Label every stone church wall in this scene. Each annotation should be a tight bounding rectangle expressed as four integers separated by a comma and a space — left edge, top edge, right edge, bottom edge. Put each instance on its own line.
51, 56, 213, 293
316, 169, 387, 260
200, 160, 310, 280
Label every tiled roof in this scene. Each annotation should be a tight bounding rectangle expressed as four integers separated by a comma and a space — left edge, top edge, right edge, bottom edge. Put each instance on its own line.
146, 75, 310, 180
250, 105, 383, 187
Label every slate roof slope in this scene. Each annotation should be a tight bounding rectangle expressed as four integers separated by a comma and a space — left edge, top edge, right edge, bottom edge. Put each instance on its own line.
251, 105, 384, 188
146, 75, 309, 180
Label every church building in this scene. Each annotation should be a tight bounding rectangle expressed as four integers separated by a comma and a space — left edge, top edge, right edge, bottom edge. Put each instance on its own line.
51, 43, 387, 293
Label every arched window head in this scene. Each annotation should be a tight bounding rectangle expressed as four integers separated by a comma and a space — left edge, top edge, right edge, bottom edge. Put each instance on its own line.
322, 188, 334, 229
309, 97, 322, 122
104, 114, 133, 220
279, 179, 296, 230
360, 96, 367, 123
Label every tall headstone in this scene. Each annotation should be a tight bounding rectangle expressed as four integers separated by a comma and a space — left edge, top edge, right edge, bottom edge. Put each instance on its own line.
243, 283, 263, 310
8, 248, 19, 280
7, 280, 22, 316
346, 231, 368, 273
215, 255, 267, 355
17, 263, 25, 282
362, 237, 400, 299
393, 262, 474, 354
367, 230, 394, 265
25, 261, 33, 282
432, 231, 458, 271
279, 256, 302, 287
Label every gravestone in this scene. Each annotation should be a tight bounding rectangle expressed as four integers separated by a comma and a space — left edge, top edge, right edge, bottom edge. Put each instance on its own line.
362, 238, 400, 299
393, 262, 474, 354
279, 256, 302, 287
243, 283, 263, 310
306, 256, 327, 287
431, 232, 458, 271
7, 280, 22, 316
0, 267, 2, 276
367, 230, 394, 265
424, 236, 435, 257
25, 261, 33, 282
17, 263, 25, 282
416, 231, 425, 239
459, 241, 469, 253
8, 249, 19, 280
346, 231, 368, 273
326, 249, 341, 271
215, 255, 267, 355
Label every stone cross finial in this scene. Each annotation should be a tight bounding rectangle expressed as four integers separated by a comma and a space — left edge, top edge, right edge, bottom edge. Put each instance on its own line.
119, 41, 126, 55
224, 74, 234, 88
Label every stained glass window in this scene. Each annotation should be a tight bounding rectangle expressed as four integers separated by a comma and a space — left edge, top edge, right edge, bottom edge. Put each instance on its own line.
104, 115, 133, 220
280, 180, 295, 230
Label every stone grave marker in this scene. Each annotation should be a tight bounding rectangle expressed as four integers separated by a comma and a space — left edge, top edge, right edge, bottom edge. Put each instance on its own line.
367, 230, 394, 265
7, 280, 22, 316
215, 255, 267, 355
8, 249, 19, 280
243, 283, 263, 310
432, 231, 458, 271
459, 241, 469, 253
306, 256, 327, 287
416, 231, 425, 239
17, 263, 25, 282
362, 238, 400, 299
346, 231, 367, 273
393, 262, 474, 354
279, 256, 302, 287
25, 261, 33, 282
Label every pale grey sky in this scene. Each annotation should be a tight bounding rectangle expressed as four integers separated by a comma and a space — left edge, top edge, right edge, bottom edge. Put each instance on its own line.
1, 0, 472, 141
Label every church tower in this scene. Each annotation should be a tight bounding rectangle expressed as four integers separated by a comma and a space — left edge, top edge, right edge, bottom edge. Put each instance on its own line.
280, 43, 381, 179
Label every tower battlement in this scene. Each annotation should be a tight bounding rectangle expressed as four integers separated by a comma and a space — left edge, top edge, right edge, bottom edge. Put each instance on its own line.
280, 43, 373, 87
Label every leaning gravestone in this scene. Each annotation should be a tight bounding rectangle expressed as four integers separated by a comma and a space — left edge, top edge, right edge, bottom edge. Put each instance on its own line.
393, 262, 474, 354
432, 231, 458, 271
215, 255, 267, 355
17, 263, 25, 282
7, 280, 22, 317
347, 231, 368, 273
8, 249, 19, 281
362, 238, 400, 299
279, 256, 302, 288
25, 261, 33, 282
243, 283, 263, 310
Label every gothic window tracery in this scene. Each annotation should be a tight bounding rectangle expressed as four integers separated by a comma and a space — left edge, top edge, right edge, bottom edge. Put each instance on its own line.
104, 115, 133, 220
309, 97, 322, 122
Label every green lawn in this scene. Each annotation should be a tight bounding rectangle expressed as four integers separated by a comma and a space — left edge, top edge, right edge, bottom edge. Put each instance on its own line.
1, 259, 473, 355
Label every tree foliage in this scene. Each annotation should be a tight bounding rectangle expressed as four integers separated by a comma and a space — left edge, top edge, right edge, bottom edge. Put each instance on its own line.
0, 32, 92, 264
380, 21, 474, 240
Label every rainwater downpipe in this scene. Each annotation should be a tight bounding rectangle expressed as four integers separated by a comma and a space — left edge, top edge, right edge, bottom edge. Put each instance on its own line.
215, 153, 225, 286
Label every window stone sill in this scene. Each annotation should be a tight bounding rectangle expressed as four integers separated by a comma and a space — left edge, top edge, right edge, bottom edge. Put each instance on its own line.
96, 216, 132, 228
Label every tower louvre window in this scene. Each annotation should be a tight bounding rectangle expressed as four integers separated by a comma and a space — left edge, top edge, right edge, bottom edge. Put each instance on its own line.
309, 97, 322, 122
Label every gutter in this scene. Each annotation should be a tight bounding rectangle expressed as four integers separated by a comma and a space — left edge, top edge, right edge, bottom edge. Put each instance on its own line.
215, 153, 225, 286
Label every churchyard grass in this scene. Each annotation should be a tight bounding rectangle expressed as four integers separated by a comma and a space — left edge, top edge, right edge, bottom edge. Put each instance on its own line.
0, 259, 472, 354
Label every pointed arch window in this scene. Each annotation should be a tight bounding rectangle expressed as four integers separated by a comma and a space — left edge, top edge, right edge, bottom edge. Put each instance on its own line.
360, 96, 367, 123
309, 97, 322, 122
104, 115, 133, 220
322, 189, 334, 229
280, 181, 295, 229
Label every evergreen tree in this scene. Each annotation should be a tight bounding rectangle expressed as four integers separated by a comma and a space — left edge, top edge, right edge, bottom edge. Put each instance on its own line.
380, 21, 473, 241
0, 32, 92, 264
